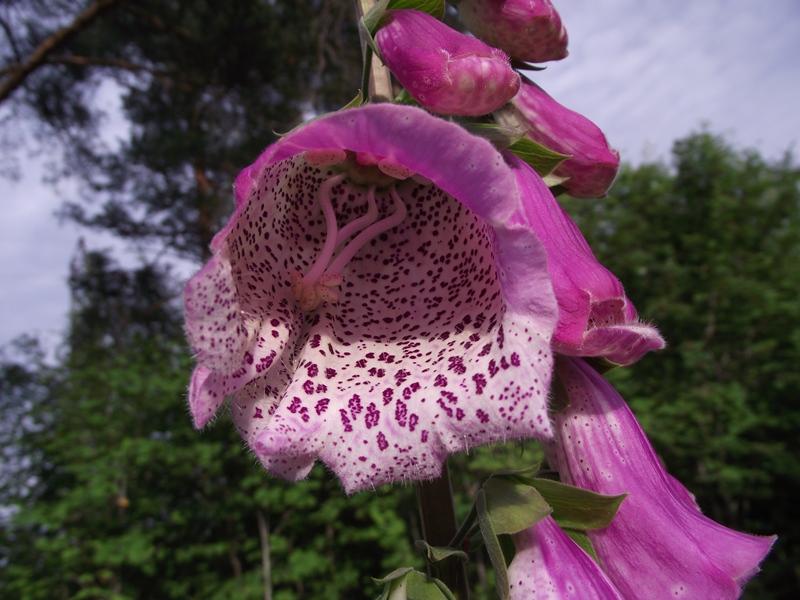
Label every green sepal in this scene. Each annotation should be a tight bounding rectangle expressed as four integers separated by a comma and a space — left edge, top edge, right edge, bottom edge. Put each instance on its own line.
476, 489, 510, 600
461, 123, 529, 150
414, 540, 469, 564
563, 528, 600, 562
342, 90, 365, 110
481, 475, 553, 535
393, 88, 421, 106
507, 137, 571, 177
375, 568, 457, 600
528, 478, 627, 530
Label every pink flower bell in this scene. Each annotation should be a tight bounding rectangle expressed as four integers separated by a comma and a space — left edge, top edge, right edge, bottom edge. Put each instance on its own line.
508, 153, 664, 366
184, 104, 559, 494
457, 0, 569, 63
551, 357, 776, 599
509, 516, 625, 599
375, 9, 520, 116
502, 79, 620, 199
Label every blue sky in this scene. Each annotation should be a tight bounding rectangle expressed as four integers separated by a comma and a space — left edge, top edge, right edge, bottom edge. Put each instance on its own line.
1, 0, 799, 351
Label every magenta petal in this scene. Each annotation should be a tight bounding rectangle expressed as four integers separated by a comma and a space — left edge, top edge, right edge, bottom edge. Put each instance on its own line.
457, 0, 569, 63
553, 357, 776, 599
185, 105, 559, 493
506, 79, 620, 199
509, 516, 625, 599
508, 154, 664, 365
375, 9, 520, 116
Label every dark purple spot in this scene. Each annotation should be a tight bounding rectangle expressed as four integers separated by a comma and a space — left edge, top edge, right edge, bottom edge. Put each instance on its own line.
377, 432, 389, 451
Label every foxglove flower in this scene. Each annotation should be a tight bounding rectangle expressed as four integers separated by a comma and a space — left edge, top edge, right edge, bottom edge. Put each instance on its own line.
456, 0, 569, 63
499, 79, 620, 199
509, 516, 625, 599
507, 153, 663, 366
375, 9, 520, 116
185, 104, 559, 494
551, 356, 776, 599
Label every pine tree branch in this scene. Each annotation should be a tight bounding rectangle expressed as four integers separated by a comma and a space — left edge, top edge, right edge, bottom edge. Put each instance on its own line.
0, 0, 121, 104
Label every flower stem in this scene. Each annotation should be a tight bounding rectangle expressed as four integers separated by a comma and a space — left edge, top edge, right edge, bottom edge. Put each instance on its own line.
416, 460, 470, 599
355, 0, 393, 102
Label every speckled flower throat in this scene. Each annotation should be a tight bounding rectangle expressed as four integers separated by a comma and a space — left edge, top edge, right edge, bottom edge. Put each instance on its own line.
193, 149, 556, 491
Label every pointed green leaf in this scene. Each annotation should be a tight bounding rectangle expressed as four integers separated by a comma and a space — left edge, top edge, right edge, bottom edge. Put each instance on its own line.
482, 476, 552, 535
414, 540, 469, 564
375, 568, 456, 600
476, 489, 510, 600
342, 90, 365, 110
563, 528, 599, 563
508, 137, 571, 177
373, 567, 416, 585
528, 478, 627, 530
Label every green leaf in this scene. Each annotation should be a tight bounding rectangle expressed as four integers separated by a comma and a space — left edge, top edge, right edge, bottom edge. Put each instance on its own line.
528, 478, 627, 530
342, 90, 365, 110
476, 489, 510, 600
414, 540, 469, 564
563, 528, 599, 562
507, 137, 571, 177
375, 568, 457, 600
482, 476, 552, 535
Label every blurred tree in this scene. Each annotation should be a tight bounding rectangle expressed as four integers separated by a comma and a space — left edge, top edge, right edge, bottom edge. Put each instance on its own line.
1, 0, 362, 261
564, 132, 800, 598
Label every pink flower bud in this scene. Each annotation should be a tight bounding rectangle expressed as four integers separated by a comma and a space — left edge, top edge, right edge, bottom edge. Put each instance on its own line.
375, 9, 520, 116
457, 0, 569, 63
505, 79, 620, 198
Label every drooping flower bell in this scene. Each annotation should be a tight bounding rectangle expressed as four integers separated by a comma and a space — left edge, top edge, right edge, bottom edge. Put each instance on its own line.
509, 516, 625, 599
498, 78, 620, 199
507, 153, 664, 366
374, 9, 520, 116
550, 356, 776, 599
185, 104, 559, 494
456, 0, 569, 63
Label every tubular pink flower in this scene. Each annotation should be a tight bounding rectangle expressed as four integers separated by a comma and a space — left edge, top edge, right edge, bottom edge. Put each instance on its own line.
507, 153, 664, 366
503, 79, 620, 199
184, 104, 559, 494
551, 357, 776, 599
509, 515, 625, 599
456, 0, 569, 63
374, 9, 520, 116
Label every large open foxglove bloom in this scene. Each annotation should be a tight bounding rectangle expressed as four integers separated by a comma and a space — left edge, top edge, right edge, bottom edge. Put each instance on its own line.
185, 104, 559, 493
551, 357, 776, 598
508, 154, 664, 366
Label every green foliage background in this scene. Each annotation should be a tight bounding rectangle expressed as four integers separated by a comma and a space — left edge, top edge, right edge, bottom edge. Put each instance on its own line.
1, 1, 798, 598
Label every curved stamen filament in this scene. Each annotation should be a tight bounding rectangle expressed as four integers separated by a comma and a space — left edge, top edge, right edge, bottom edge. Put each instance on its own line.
325, 185, 408, 275
335, 185, 378, 247
292, 181, 408, 311
301, 173, 347, 286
